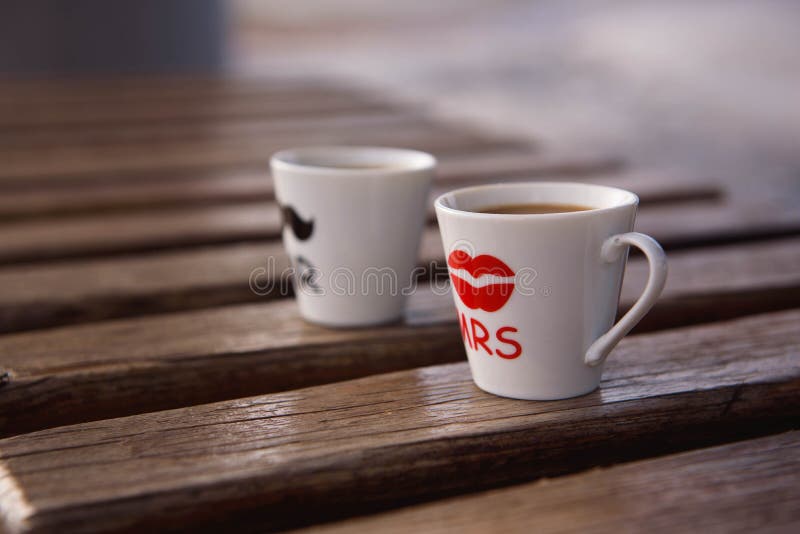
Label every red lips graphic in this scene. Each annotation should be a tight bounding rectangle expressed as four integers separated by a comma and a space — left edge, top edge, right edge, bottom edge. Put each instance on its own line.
448, 250, 515, 312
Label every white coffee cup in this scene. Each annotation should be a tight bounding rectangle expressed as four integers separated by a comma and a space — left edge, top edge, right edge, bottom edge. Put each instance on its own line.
434, 182, 667, 400
271, 146, 435, 327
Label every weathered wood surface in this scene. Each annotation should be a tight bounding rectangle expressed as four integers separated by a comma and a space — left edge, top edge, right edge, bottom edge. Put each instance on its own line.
0, 193, 795, 265
0, 77, 797, 533
300, 431, 800, 534
0, 175, 728, 264
0, 82, 525, 180
1, 310, 798, 533
0, 160, 707, 221
0, 78, 351, 98
0, 168, 273, 219
0, 290, 461, 437
1, 111, 429, 149
0, 145, 612, 192
3, 236, 800, 433
2, 116, 485, 156
0, 125, 524, 179
1, 228, 799, 336
635, 199, 800, 248
0, 150, 628, 218
0, 79, 359, 107
0, 240, 291, 335
0, 203, 282, 264
0, 85, 394, 128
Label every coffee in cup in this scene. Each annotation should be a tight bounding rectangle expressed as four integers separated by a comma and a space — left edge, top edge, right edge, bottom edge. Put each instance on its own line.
435, 182, 667, 400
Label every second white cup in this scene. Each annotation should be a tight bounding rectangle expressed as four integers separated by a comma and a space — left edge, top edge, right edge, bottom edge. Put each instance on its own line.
271, 146, 435, 327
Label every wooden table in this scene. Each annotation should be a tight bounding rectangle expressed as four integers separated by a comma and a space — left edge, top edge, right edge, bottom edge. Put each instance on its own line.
0, 79, 798, 533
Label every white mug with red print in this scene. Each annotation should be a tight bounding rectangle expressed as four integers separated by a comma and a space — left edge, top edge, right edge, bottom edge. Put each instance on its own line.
435, 182, 668, 400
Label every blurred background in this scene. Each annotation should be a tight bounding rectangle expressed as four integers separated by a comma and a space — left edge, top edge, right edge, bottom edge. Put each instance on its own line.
3, 0, 799, 199
234, 0, 800, 187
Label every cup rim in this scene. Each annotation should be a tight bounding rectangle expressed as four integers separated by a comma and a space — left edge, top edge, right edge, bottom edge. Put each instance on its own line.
434, 182, 639, 219
271, 145, 437, 176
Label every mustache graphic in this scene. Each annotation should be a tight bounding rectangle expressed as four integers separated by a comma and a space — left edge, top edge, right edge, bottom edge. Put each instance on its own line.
280, 204, 314, 241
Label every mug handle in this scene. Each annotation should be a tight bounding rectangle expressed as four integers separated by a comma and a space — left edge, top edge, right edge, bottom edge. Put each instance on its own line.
585, 232, 668, 367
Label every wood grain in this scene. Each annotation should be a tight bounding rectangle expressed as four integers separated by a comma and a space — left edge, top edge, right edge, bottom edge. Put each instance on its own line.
1, 310, 798, 533
1, 228, 798, 336
0, 203, 282, 264
0, 108, 429, 148
635, 199, 800, 249
299, 431, 800, 534
2, 236, 800, 433
0, 125, 523, 179
0, 150, 627, 218
0, 192, 794, 265
0, 78, 357, 105
0, 289, 461, 436
0, 233, 440, 334
0, 168, 273, 219
0, 86, 394, 128
0, 158, 705, 222
0, 111, 427, 150
0, 241, 287, 334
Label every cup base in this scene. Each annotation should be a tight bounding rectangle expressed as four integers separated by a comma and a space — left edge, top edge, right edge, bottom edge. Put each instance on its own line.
472, 377, 599, 401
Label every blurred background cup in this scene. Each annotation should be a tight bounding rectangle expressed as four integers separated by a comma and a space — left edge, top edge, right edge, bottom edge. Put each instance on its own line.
271, 146, 435, 327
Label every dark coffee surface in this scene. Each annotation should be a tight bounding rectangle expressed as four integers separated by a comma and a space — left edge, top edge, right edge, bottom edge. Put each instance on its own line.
477, 202, 594, 214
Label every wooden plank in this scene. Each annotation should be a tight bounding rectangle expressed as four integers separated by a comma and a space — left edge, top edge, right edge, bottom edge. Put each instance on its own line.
0, 147, 619, 195
0, 158, 705, 221
0, 163, 703, 224
0, 129, 523, 180
0, 226, 798, 336
0, 84, 371, 109
2, 236, 800, 432
0, 78, 353, 104
300, 431, 800, 534
0, 111, 429, 149
0, 242, 286, 335
622, 236, 800, 332
0, 310, 798, 533
0, 87, 393, 128
0, 204, 282, 264
637, 199, 800, 248
0, 168, 273, 219
0, 290, 461, 437
0, 191, 794, 265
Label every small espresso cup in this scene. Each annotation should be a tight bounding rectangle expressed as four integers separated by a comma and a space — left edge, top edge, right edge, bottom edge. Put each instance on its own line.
271, 146, 435, 327
434, 182, 667, 400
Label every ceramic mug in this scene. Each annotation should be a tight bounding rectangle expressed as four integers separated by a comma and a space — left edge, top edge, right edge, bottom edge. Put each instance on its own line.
271, 146, 435, 327
434, 182, 668, 400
